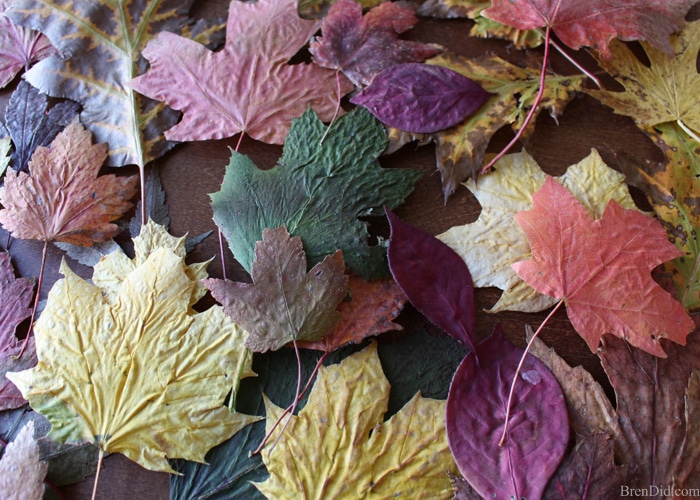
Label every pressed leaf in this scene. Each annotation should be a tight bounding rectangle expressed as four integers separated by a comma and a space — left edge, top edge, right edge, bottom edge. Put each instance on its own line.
0, 120, 138, 246
0, 136, 9, 176
205, 226, 349, 353
387, 52, 583, 199
6, 0, 223, 166
438, 149, 637, 313
446, 325, 569, 500
255, 342, 458, 498
513, 177, 694, 356
210, 107, 421, 280
483, 0, 696, 57
130, 0, 350, 145
309, 0, 439, 87
0, 421, 47, 500
351, 63, 491, 133
386, 209, 477, 354
6, 221, 258, 473
587, 21, 700, 135
298, 0, 384, 19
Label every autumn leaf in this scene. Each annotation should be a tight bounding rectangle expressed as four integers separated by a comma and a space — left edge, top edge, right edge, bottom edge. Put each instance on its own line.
587, 21, 700, 139
0, 252, 35, 411
446, 325, 569, 500
351, 63, 492, 133
513, 176, 694, 356
0, 136, 9, 177
0, 120, 138, 246
255, 342, 458, 498
298, 0, 384, 19
0, 0, 54, 88
130, 0, 350, 145
309, 0, 439, 87
0, 421, 47, 500
6, 221, 259, 473
210, 107, 421, 279
482, 0, 696, 57
438, 149, 637, 313
387, 52, 583, 199
6, 0, 223, 166
205, 226, 348, 353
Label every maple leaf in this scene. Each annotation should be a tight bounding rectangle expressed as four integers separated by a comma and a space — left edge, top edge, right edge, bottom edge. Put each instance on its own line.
513, 176, 694, 356
387, 52, 583, 199
6, 0, 223, 167
210, 107, 421, 280
309, 0, 439, 87
0, 0, 54, 89
483, 0, 696, 57
205, 226, 349, 353
588, 21, 700, 140
255, 342, 458, 498
6, 221, 259, 473
0, 421, 47, 500
297, 276, 406, 353
0, 120, 138, 246
0, 252, 35, 411
130, 0, 351, 145
438, 149, 637, 313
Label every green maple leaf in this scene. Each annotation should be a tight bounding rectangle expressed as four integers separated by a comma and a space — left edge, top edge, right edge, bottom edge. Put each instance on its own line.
210, 108, 421, 280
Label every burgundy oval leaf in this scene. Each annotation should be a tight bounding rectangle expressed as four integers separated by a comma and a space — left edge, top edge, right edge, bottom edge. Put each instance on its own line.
446, 324, 569, 500
386, 208, 477, 355
350, 63, 491, 133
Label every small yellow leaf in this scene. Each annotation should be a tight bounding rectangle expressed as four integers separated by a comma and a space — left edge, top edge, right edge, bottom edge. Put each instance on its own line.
255, 343, 457, 499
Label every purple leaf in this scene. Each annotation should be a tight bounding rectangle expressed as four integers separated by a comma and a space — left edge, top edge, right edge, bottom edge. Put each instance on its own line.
446, 324, 569, 500
386, 208, 477, 355
350, 63, 491, 133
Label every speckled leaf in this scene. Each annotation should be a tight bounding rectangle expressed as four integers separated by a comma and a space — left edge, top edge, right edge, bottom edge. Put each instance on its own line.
210, 107, 421, 280
386, 52, 583, 199
352, 63, 491, 133
446, 325, 569, 500
0, 120, 138, 245
0, 421, 47, 500
309, 0, 438, 87
6, 0, 223, 166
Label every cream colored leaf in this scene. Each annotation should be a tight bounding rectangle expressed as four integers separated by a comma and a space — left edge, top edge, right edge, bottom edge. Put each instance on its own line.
0, 137, 10, 177
0, 421, 47, 500
7, 223, 257, 473
255, 343, 457, 499
438, 149, 637, 312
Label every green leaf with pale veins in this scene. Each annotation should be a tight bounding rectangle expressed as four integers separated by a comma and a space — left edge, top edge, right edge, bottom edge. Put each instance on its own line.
210, 108, 421, 279
6, 0, 223, 167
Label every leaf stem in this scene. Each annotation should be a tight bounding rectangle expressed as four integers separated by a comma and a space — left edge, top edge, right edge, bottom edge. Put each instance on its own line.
548, 38, 602, 89
481, 25, 552, 174
677, 119, 700, 145
91, 450, 104, 500
18, 240, 48, 358
319, 70, 343, 145
498, 298, 564, 447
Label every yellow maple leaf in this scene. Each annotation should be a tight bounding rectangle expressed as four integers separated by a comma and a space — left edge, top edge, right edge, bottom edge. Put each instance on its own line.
438, 149, 638, 313
7, 221, 258, 474
255, 342, 457, 499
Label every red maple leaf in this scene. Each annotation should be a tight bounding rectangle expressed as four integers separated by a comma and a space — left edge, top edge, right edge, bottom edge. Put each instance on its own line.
512, 177, 693, 357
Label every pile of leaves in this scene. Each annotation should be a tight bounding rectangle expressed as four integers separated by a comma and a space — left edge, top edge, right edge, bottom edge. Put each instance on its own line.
1, 0, 700, 498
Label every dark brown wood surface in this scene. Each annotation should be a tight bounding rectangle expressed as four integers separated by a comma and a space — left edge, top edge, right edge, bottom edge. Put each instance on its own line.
0, 1, 676, 498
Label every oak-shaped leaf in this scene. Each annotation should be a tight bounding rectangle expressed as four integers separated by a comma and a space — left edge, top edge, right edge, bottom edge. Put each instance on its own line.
309, 0, 439, 87
0, 421, 47, 500
6, 221, 259, 473
588, 21, 700, 137
205, 226, 349, 353
446, 325, 569, 500
513, 177, 694, 356
255, 342, 458, 498
386, 209, 477, 355
6, 0, 223, 166
0, 120, 138, 246
0, 252, 35, 411
210, 107, 421, 279
0, 0, 54, 89
387, 52, 583, 199
130, 0, 350, 145
439, 149, 637, 313
483, 0, 696, 57
351, 63, 492, 133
